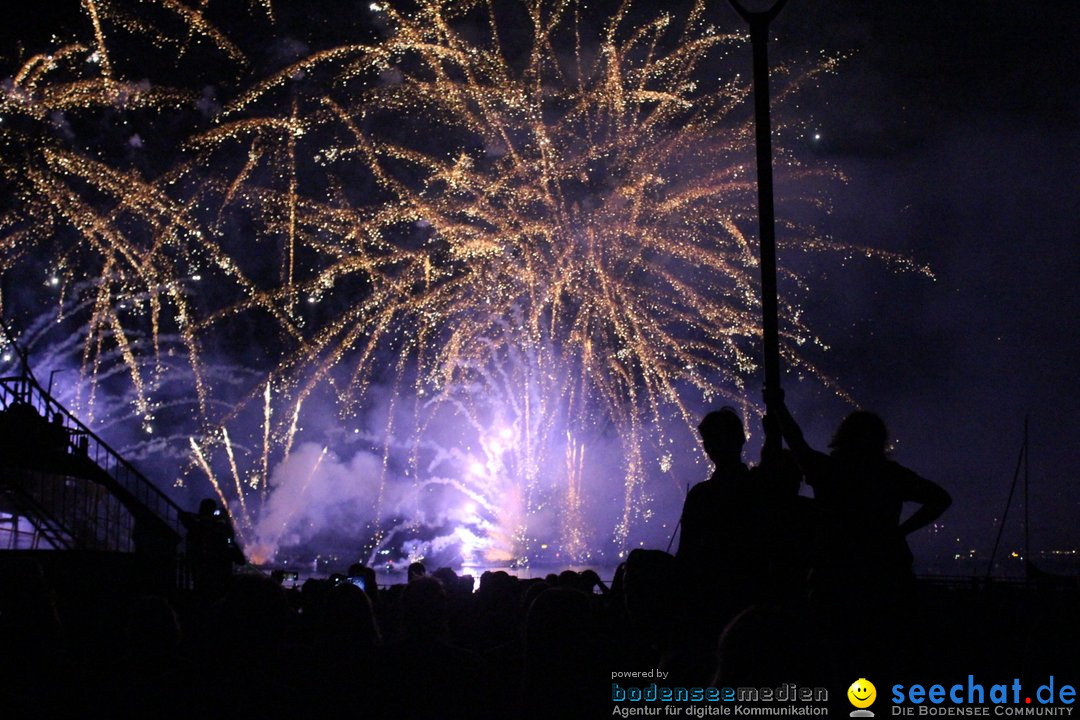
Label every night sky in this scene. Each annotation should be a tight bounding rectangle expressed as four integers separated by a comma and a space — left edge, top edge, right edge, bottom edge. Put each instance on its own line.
1, 0, 1077, 572
761, 0, 1080, 569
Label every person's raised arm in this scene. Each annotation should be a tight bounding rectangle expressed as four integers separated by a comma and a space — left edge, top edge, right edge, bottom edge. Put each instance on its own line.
764, 388, 833, 488
580, 568, 609, 596
764, 388, 812, 458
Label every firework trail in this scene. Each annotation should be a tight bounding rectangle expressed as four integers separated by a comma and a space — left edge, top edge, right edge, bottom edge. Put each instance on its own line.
184, 0, 853, 562
0, 0, 932, 567
0, 0, 260, 439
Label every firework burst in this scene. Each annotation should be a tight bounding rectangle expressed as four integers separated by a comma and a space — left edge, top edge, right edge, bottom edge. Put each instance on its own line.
0, 0, 259, 429
1, 0, 931, 566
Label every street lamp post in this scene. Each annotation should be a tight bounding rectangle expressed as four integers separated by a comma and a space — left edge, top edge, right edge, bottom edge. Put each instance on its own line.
727, 0, 788, 400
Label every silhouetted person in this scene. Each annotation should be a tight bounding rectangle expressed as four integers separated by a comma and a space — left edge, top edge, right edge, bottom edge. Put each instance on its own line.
0, 401, 48, 462
767, 390, 951, 674
469, 570, 519, 651
579, 568, 609, 595
767, 395, 951, 588
523, 586, 606, 719
181, 498, 245, 600
748, 409, 817, 605
622, 549, 684, 651
320, 581, 381, 655
347, 560, 379, 605
407, 560, 427, 581
46, 411, 68, 452
677, 408, 750, 564
676, 407, 772, 625
521, 579, 551, 617
378, 576, 489, 718
623, 549, 715, 685
300, 582, 382, 714
196, 573, 301, 715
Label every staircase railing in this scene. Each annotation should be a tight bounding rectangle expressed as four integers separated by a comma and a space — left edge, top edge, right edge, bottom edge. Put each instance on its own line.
0, 375, 185, 551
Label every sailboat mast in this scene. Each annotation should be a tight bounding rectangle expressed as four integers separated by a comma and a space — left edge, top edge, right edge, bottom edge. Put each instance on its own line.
1023, 415, 1030, 566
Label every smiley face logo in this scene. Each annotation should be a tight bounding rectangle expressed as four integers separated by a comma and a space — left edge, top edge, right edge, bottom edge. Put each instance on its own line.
848, 678, 877, 709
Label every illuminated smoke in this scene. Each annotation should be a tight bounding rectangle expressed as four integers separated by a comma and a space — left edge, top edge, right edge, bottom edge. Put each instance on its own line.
0, 0, 932, 567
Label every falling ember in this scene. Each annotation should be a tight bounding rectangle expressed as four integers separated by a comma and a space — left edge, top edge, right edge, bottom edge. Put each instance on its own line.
563, 432, 587, 564
222, 428, 251, 531
261, 380, 272, 503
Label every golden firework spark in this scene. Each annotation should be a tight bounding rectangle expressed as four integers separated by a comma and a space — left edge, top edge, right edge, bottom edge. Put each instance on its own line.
184, 0, 906, 560
1, 0, 933, 564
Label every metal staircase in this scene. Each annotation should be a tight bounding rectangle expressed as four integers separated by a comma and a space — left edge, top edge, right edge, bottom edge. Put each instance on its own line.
0, 375, 184, 555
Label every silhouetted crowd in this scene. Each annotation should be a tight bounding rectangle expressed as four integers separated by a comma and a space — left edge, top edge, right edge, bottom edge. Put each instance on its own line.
2, 398, 1014, 720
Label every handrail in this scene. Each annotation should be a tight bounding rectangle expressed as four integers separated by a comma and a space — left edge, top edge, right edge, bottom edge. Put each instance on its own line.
0, 481, 74, 550
0, 375, 185, 541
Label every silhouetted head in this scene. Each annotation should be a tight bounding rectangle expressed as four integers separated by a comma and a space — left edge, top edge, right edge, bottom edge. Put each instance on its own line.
558, 569, 581, 588
431, 566, 470, 597
698, 407, 746, 465
478, 569, 515, 599
829, 411, 888, 458
407, 561, 426, 581
198, 498, 218, 517
347, 563, 378, 599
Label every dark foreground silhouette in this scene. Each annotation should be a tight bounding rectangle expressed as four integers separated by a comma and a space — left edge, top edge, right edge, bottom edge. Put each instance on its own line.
2, 408, 1075, 719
